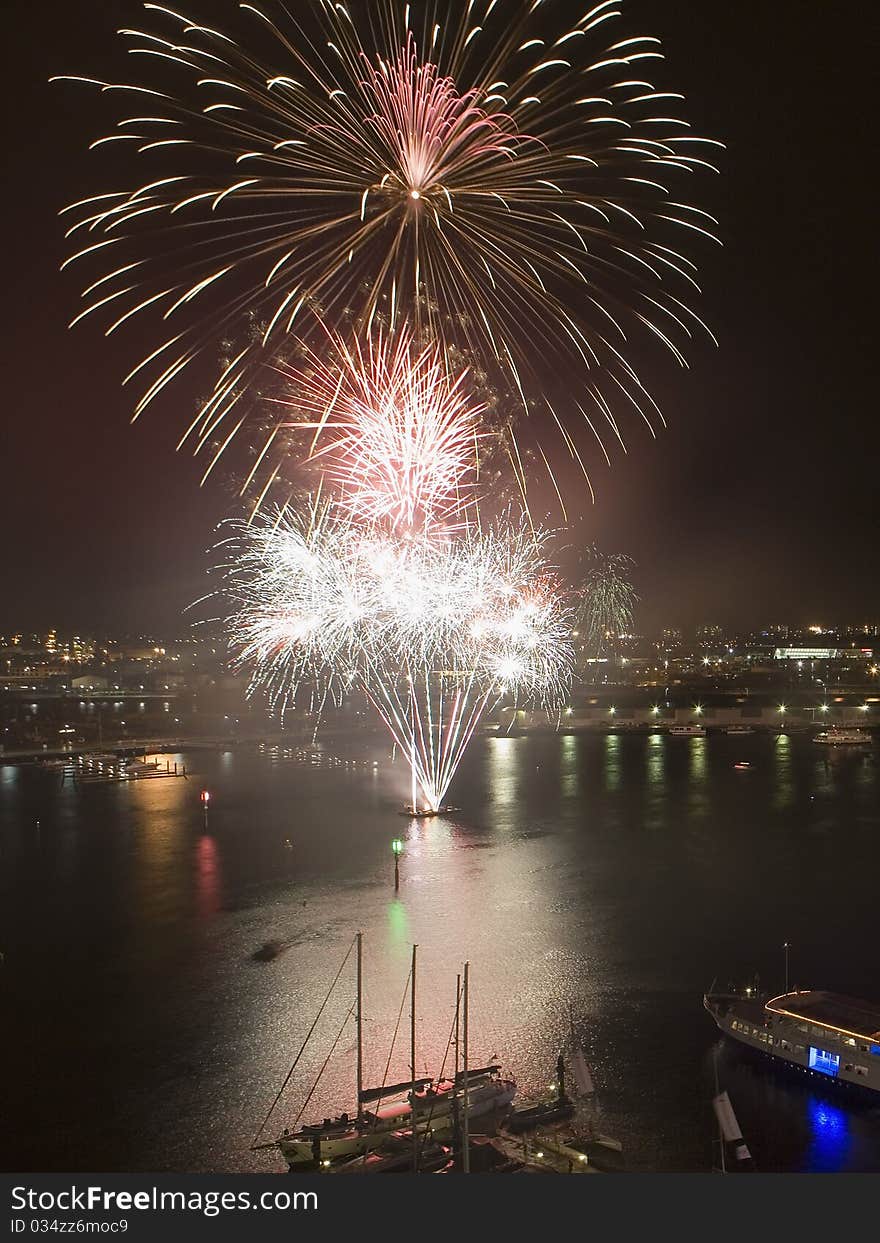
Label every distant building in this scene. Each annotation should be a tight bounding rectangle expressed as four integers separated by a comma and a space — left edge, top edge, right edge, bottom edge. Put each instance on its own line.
660, 627, 683, 649
696, 624, 725, 649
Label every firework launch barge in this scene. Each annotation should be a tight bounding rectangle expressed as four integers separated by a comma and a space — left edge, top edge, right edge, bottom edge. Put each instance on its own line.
704, 989, 880, 1094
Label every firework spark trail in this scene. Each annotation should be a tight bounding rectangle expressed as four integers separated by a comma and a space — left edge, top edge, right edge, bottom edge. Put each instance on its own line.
267, 327, 487, 530
224, 503, 574, 809
56, 0, 722, 504
578, 549, 638, 660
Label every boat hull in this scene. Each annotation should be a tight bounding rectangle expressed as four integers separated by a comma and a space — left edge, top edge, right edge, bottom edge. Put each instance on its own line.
279, 1078, 516, 1168
704, 993, 880, 1095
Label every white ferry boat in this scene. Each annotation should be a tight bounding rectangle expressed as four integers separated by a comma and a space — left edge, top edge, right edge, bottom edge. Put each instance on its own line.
704, 988, 880, 1094
813, 728, 871, 746
725, 725, 754, 736
669, 724, 706, 737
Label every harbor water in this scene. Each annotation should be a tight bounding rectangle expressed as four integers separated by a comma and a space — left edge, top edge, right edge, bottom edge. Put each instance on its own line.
1, 731, 879, 1172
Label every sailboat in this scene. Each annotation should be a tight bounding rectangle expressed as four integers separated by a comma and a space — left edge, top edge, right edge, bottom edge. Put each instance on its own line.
254, 936, 515, 1170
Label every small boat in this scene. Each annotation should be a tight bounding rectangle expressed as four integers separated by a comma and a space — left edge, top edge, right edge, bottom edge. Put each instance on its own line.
733, 761, 751, 771
725, 725, 755, 736
813, 729, 871, 746
399, 805, 459, 817
506, 1097, 575, 1133
534, 1128, 624, 1172
712, 1090, 754, 1171
669, 724, 706, 737
252, 940, 289, 962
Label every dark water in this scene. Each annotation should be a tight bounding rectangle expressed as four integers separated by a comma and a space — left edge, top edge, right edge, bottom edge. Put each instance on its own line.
1, 732, 879, 1173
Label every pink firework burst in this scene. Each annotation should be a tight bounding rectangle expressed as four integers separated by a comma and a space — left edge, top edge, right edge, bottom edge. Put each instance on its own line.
275, 329, 488, 531
360, 34, 527, 206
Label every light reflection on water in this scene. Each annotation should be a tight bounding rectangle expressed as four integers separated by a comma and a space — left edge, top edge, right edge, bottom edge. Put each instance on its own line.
1, 732, 879, 1173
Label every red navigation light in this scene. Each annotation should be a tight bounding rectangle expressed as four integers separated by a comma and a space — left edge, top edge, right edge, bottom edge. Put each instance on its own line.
200, 790, 211, 804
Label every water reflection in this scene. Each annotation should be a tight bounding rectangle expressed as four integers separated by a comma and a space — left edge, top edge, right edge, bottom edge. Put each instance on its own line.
487, 736, 518, 816
2, 734, 879, 1174
806, 1096, 851, 1172
560, 734, 577, 799
196, 834, 222, 919
604, 735, 621, 793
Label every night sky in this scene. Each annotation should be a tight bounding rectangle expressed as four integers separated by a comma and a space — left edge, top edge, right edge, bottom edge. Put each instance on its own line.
3, 0, 877, 634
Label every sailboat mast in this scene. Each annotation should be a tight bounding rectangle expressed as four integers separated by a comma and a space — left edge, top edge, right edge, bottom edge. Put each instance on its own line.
356, 931, 364, 1128
462, 960, 470, 1174
411, 943, 419, 1173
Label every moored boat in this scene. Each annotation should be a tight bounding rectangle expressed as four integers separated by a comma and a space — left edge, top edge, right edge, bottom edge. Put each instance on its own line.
254, 935, 516, 1171
704, 987, 880, 1094
669, 724, 706, 737
277, 1067, 516, 1168
813, 728, 871, 746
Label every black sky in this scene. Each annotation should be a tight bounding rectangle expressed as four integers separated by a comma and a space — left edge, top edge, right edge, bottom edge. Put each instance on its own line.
3, 0, 878, 634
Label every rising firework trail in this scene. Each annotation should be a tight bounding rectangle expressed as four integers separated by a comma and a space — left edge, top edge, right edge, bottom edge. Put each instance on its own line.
56, 0, 721, 503
223, 503, 574, 810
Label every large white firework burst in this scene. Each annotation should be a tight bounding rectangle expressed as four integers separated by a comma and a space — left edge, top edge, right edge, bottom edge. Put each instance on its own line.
56, 0, 722, 503
223, 502, 574, 807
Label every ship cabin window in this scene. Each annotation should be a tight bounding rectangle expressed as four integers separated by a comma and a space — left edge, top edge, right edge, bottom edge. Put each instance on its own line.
808, 1047, 841, 1077
843, 1037, 856, 1047
855, 1066, 869, 1078
844, 1064, 854, 1073
780, 1040, 790, 1050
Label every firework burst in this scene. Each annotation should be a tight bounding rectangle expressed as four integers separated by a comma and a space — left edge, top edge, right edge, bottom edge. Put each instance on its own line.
266, 328, 487, 531
224, 502, 574, 809
578, 549, 638, 661
56, 0, 721, 503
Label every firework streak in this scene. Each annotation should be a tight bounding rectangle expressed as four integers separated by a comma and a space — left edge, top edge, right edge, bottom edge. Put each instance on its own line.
224, 504, 574, 809
56, 0, 721, 501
